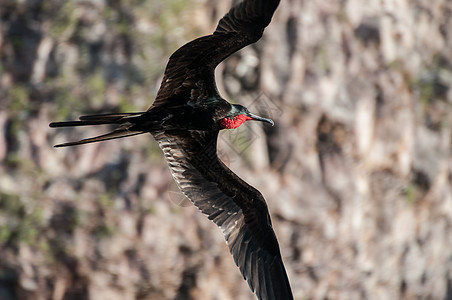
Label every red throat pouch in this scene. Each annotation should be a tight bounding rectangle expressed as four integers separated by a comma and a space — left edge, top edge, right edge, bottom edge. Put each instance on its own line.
219, 114, 253, 129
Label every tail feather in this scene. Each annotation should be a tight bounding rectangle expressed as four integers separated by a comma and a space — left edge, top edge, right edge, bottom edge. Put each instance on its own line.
49, 112, 145, 128
50, 112, 147, 147
50, 120, 117, 127
79, 112, 143, 121
54, 129, 145, 147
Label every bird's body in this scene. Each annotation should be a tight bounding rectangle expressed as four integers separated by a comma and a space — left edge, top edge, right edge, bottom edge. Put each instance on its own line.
50, 0, 293, 299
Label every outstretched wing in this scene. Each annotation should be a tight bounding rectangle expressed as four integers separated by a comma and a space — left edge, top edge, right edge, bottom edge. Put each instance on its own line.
150, 0, 280, 108
153, 130, 293, 300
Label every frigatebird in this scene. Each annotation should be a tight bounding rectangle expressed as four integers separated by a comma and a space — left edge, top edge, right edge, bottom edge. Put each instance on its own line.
50, 0, 293, 299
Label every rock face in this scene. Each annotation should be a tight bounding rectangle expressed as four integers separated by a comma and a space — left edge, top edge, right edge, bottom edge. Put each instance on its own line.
1, 0, 452, 299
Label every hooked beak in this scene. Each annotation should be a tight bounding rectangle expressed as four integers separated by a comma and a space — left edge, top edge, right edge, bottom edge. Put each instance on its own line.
247, 112, 274, 127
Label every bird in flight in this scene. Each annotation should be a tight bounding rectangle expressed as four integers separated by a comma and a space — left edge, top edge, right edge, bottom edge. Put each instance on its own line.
50, 0, 293, 299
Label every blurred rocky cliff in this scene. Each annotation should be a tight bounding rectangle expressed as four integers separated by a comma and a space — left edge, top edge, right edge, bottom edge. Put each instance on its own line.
1, 0, 452, 299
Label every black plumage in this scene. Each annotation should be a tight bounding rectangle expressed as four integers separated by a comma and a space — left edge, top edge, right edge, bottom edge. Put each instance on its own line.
50, 1, 293, 299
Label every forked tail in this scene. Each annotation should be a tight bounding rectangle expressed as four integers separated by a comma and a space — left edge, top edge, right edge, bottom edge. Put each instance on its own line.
49, 112, 147, 147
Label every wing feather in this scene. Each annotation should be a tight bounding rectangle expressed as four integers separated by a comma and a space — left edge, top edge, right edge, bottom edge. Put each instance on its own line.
153, 130, 292, 300
150, 0, 280, 108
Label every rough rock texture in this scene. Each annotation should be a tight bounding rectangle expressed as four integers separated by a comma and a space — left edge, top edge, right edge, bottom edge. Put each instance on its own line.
1, 0, 452, 299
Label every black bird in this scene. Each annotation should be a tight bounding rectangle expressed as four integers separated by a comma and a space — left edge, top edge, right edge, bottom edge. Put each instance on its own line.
50, 0, 293, 299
